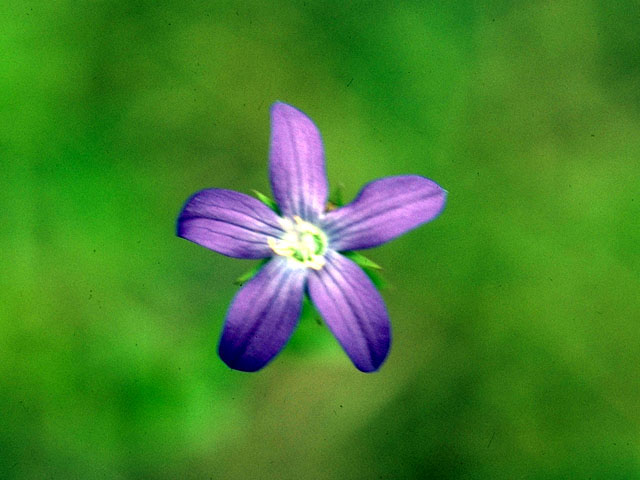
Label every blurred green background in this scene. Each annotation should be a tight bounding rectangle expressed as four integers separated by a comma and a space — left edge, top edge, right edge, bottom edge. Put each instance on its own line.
2, 0, 639, 478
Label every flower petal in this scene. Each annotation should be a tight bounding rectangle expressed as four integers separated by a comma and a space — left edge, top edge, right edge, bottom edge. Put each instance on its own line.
307, 250, 390, 372
322, 175, 446, 251
218, 257, 307, 372
177, 188, 283, 259
269, 102, 328, 221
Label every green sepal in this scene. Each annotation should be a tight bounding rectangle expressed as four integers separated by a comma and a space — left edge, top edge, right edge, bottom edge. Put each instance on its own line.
341, 251, 382, 270
233, 258, 269, 286
341, 251, 389, 290
362, 267, 389, 290
300, 295, 323, 326
328, 183, 345, 209
252, 189, 280, 214
282, 294, 333, 354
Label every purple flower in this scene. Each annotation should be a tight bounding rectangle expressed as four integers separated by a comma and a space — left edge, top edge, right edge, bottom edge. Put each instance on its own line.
177, 102, 446, 372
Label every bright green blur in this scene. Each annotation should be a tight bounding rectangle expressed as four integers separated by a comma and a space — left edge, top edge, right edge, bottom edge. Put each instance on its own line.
2, 1, 639, 478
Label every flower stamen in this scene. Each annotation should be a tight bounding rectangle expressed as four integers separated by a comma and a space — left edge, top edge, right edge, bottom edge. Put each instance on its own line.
268, 216, 327, 270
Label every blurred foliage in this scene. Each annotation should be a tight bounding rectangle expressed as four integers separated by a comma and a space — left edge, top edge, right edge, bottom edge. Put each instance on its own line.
2, 0, 639, 478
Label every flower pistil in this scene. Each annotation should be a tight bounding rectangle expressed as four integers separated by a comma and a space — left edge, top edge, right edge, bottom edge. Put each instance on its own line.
268, 216, 327, 270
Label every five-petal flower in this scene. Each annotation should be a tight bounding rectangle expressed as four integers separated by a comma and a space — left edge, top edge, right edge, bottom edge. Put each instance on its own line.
177, 102, 446, 372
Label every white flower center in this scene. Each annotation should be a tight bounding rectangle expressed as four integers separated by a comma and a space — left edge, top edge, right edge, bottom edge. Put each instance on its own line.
268, 216, 327, 270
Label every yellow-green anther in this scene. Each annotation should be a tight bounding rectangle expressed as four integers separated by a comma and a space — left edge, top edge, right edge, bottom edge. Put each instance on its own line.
268, 216, 328, 270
